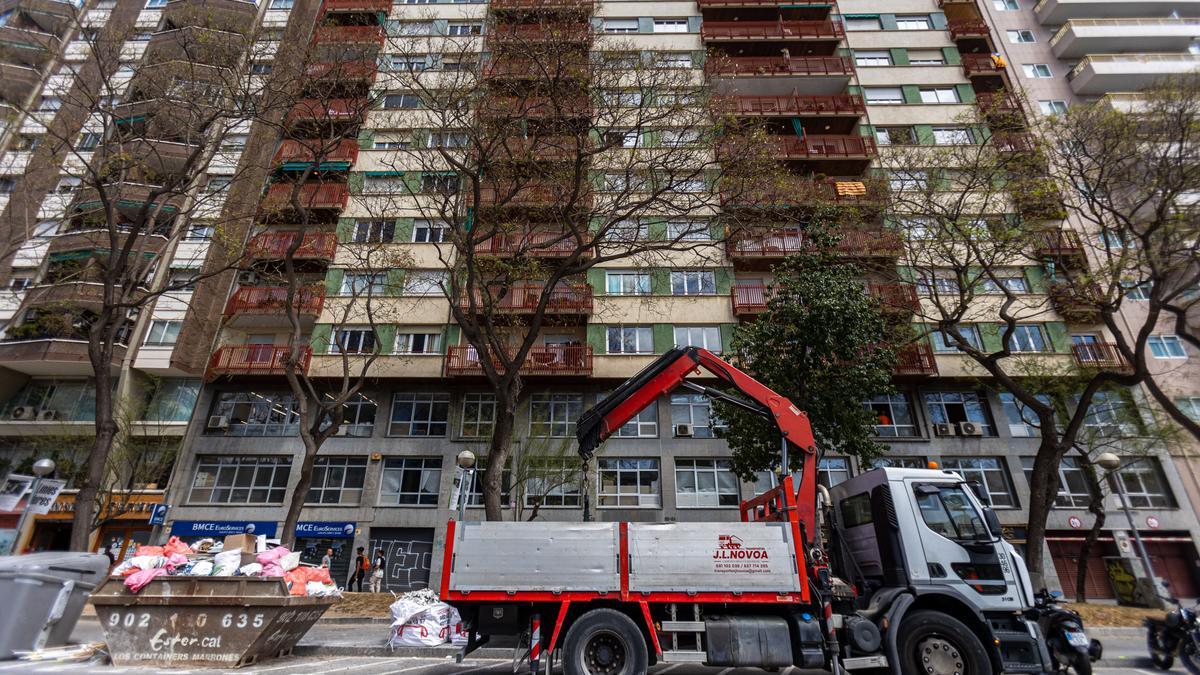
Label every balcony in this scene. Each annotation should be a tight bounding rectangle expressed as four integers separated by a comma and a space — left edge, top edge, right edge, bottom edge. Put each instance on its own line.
1071, 341, 1132, 373
70, 182, 186, 217
975, 91, 1024, 120
1035, 228, 1084, 261
1034, 0, 1200, 25
445, 344, 593, 376
1068, 53, 1200, 96
866, 283, 919, 313
112, 98, 213, 140
947, 19, 990, 40
1050, 18, 1200, 59
701, 20, 844, 41
768, 134, 877, 160
490, 22, 591, 43
108, 138, 202, 177
287, 98, 369, 126
313, 24, 386, 46
837, 229, 904, 259
473, 230, 592, 257
6, 0, 77, 34
705, 55, 855, 78
207, 344, 312, 378
143, 27, 247, 69
261, 183, 350, 212
730, 283, 776, 316
274, 139, 359, 169
0, 25, 61, 66
498, 135, 589, 162
47, 228, 169, 259
727, 229, 805, 258
245, 231, 337, 260
320, 0, 392, 13
484, 56, 589, 80
478, 94, 591, 119
962, 53, 1003, 77
0, 62, 42, 105
0, 338, 127, 376
304, 60, 378, 85
723, 175, 886, 210
698, 0, 827, 6
895, 343, 938, 376
1049, 282, 1101, 323
457, 283, 592, 316
489, 0, 592, 10
20, 281, 114, 311
162, 0, 258, 35
223, 286, 325, 328
723, 93, 865, 116
991, 131, 1037, 154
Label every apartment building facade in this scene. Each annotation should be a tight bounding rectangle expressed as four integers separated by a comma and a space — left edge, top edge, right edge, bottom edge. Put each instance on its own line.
0, 0, 1195, 597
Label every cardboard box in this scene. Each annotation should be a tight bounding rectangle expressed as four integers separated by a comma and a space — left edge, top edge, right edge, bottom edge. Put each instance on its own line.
223, 534, 257, 553
241, 552, 258, 568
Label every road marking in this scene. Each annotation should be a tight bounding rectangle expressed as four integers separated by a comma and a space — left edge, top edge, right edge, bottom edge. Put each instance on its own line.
245, 655, 362, 674
716, 669, 733, 675
658, 665, 682, 673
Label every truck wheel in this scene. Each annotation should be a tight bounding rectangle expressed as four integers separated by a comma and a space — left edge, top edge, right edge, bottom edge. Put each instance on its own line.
898, 610, 993, 675
562, 608, 648, 675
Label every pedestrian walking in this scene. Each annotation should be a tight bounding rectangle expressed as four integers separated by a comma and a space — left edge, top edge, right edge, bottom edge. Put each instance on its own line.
369, 549, 386, 593
321, 547, 333, 569
350, 546, 367, 592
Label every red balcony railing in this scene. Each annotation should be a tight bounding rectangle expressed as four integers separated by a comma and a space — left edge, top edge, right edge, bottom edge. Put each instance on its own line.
313, 24, 385, 45
484, 57, 589, 79
246, 231, 337, 259
947, 18, 990, 39
261, 183, 350, 211
304, 60, 378, 82
1072, 342, 1131, 372
224, 286, 325, 316
1049, 282, 1101, 323
962, 53, 1003, 76
706, 55, 855, 77
459, 283, 592, 314
445, 344, 593, 376
274, 139, 359, 166
724, 93, 865, 116
321, 0, 391, 13
723, 175, 885, 209
991, 132, 1037, 154
490, 0, 592, 10
731, 284, 776, 314
490, 22, 591, 42
699, 0, 827, 6
727, 229, 805, 257
895, 343, 938, 376
975, 91, 1023, 116
837, 229, 904, 258
207, 345, 312, 377
473, 230, 591, 256
701, 19, 844, 40
770, 134, 877, 159
1036, 229, 1084, 258
287, 98, 368, 125
866, 283, 919, 312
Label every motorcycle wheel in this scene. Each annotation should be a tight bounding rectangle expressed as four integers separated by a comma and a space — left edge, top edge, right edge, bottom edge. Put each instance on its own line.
1148, 627, 1175, 671
1180, 636, 1200, 675
1070, 652, 1092, 675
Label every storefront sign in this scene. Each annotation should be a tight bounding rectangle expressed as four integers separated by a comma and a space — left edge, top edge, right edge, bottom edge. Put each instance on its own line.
149, 503, 169, 526
27, 479, 67, 515
170, 521, 278, 538
0, 475, 33, 512
295, 521, 356, 539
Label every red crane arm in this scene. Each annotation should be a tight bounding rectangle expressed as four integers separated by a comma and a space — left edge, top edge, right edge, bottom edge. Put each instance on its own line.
576, 346, 819, 533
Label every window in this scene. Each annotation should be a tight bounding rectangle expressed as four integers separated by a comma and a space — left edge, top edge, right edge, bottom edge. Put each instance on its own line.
598, 458, 660, 507
872, 457, 927, 469
925, 391, 994, 435
1083, 390, 1133, 437
209, 392, 300, 436
671, 393, 723, 438
55, 176, 81, 193
1021, 457, 1091, 508
932, 127, 972, 145
0, 177, 14, 194
1038, 100, 1068, 115
607, 326, 654, 354
874, 126, 916, 145
603, 18, 638, 33
364, 176, 406, 194
391, 20, 432, 35
142, 379, 200, 422
306, 457, 367, 504
931, 326, 983, 352
336, 393, 377, 437
269, 0, 293, 8
189, 456, 291, 504
1178, 396, 1200, 421
676, 459, 739, 507
388, 393, 449, 436
144, 0, 167, 7
1149, 335, 1187, 359
395, 332, 441, 354
341, 272, 386, 296
524, 459, 581, 508
606, 129, 640, 148
402, 271, 445, 296
845, 16, 881, 31
1022, 64, 1052, 78
1113, 459, 1174, 508
1008, 325, 1048, 353
167, 268, 198, 291
251, 62, 273, 75
855, 51, 891, 67
421, 174, 459, 194
979, 276, 1029, 293
446, 23, 482, 36
379, 457, 442, 505
864, 87, 904, 104
144, 320, 181, 345
941, 457, 1015, 507
917, 276, 961, 295
908, 50, 946, 65
666, 220, 710, 241
616, 402, 657, 437
657, 53, 692, 68
1000, 392, 1048, 437
1007, 29, 1035, 43
76, 133, 102, 151
530, 393, 583, 437
374, 137, 412, 150
653, 19, 688, 33
670, 270, 715, 296
204, 176, 232, 193
330, 327, 377, 354
606, 271, 651, 296
412, 220, 450, 243
461, 393, 496, 438
353, 220, 395, 243
864, 393, 919, 437
8, 275, 33, 291
889, 170, 928, 191
661, 130, 700, 147
220, 135, 247, 151
382, 94, 421, 109
819, 458, 852, 487
913, 484, 990, 540
919, 88, 960, 104
389, 55, 428, 72
1122, 280, 1151, 300
674, 326, 721, 352
896, 16, 931, 30
608, 220, 648, 243
993, 0, 1019, 9
427, 132, 467, 148
602, 90, 644, 108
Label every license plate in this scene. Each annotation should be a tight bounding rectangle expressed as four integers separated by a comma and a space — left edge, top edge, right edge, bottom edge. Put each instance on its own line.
1065, 632, 1090, 647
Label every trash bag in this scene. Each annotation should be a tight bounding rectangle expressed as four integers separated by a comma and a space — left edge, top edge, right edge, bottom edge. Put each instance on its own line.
213, 549, 242, 577
162, 536, 192, 557
278, 551, 301, 572
124, 567, 168, 593
389, 591, 458, 647
284, 568, 308, 596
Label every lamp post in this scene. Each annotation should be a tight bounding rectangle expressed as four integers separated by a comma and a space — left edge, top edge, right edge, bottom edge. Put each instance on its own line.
455, 450, 477, 522
1096, 452, 1162, 605
8, 458, 56, 555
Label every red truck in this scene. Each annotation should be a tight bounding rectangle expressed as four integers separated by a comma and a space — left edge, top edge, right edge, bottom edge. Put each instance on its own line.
441, 347, 1052, 675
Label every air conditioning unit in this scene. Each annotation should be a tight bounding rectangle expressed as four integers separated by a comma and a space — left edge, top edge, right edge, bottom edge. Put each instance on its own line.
958, 421, 984, 437
674, 423, 694, 438
237, 271, 258, 285
934, 422, 958, 437
38, 409, 60, 421
335, 426, 351, 436
10, 406, 35, 420
207, 415, 230, 430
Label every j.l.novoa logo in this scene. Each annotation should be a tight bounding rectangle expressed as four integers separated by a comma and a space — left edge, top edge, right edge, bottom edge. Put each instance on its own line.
713, 534, 771, 573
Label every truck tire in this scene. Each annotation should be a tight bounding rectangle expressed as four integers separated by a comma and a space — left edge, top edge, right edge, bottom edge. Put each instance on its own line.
897, 610, 993, 675
562, 608, 649, 675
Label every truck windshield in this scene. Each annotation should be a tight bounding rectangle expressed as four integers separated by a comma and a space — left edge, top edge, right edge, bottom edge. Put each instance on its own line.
914, 484, 990, 542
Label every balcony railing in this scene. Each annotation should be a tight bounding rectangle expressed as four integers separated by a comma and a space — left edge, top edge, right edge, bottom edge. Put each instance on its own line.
484, 56, 589, 79
458, 283, 593, 314
320, 0, 392, 13
866, 283, 919, 312
1035, 228, 1084, 258
1048, 282, 1101, 323
261, 183, 350, 211
1072, 342, 1131, 372
706, 55, 855, 77
313, 24, 385, 45
246, 231, 337, 259
962, 53, 1003, 76
727, 229, 805, 257
207, 345, 312, 377
731, 284, 776, 315
304, 60, 377, 83
723, 175, 886, 209
489, 22, 591, 42
724, 93, 865, 116
699, 0, 827, 6
770, 134, 877, 159
473, 230, 592, 256
287, 98, 368, 125
224, 286, 325, 316
701, 20, 844, 41
895, 343, 938, 376
445, 344, 593, 376
273, 139, 359, 166
489, 0, 592, 10
837, 229, 904, 258
975, 91, 1023, 117
947, 18, 990, 39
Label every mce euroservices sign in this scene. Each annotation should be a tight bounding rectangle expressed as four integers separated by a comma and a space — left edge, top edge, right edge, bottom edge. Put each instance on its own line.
170, 520, 356, 539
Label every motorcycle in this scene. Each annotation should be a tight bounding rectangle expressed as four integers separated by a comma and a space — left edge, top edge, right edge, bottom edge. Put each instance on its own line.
1146, 585, 1200, 672
1034, 589, 1102, 675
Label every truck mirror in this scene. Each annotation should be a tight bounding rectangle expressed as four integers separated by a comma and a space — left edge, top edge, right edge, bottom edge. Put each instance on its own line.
966, 480, 987, 503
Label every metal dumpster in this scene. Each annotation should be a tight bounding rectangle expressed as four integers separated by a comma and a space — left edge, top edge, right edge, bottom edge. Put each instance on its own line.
0, 553, 110, 659
89, 576, 337, 668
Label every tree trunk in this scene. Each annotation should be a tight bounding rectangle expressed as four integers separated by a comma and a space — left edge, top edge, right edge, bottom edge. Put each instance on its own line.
280, 432, 321, 551
484, 391, 518, 521
70, 349, 116, 552
1024, 444, 1066, 589
1075, 499, 1106, 603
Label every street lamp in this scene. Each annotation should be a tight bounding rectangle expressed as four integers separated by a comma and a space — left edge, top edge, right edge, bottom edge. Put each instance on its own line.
8, 458, 56, 555
1096, 452, 1162, 606
455, 450, 476, 521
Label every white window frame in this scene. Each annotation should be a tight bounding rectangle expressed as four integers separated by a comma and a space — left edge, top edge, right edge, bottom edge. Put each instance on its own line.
388, 393, 450, 437
1008, 325, 1048, 353
854, 50, 891, 67
607, 326, 654, 354
597, 458, 661, 507
606, 270, 651, 296
1023, 64, 1052, 78
941, 457, 1016, 508
401, 271, 446, 296
530, 393, 584, 437
652, 19, 688, 33
394, 332, 442, 354
144, 319, 182, 345
675, 458, 739, 508
674, 326, 721, 352
670, 270, 715, 296
603, 18, 639, 33
330, 327, 377, 355
919, 88, 960, 104
1149, 335, 1187, 359
1006, 29, 1035, 43
895, 16, 931, 30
